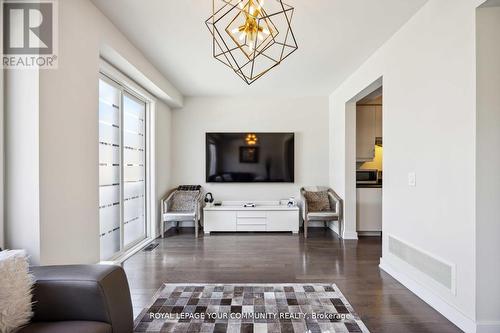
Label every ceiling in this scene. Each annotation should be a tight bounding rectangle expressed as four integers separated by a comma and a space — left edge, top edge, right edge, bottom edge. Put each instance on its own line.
481, 0, 500, 7
91, 0, 428, 97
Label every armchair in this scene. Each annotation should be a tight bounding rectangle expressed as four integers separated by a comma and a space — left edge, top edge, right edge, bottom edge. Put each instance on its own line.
160, 186, 203, 238
300, 186, 343, 239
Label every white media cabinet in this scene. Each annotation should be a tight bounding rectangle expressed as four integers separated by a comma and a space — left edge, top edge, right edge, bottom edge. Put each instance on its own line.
203, 201, 299, 234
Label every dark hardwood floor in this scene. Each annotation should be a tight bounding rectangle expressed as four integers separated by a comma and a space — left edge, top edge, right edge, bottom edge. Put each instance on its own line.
123, 227, 462, 333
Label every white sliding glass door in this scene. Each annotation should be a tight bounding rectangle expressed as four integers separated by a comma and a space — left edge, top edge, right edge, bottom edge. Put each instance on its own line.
99, 78, 148, 261
123, 93, 147, 248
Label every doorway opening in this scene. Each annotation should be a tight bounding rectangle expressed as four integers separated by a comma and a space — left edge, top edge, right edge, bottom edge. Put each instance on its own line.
341, 77, 382, 241
356, 87, 383, 237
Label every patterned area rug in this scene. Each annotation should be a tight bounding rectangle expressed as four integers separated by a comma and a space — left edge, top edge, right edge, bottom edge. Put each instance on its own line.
134, 284, 370, 333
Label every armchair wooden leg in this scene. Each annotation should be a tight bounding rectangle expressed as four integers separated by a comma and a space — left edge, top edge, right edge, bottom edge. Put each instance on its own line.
161, 220, 164, 238
195, 219, 199, 238
304, 218, 309, 238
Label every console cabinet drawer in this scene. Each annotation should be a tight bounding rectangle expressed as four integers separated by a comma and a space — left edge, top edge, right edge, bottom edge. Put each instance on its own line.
237, 211, 267, 218
237, 217, 267, 225
237, 224, 266, 232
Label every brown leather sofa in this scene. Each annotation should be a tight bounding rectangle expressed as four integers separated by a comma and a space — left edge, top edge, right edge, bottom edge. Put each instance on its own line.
18, 265, 134, 333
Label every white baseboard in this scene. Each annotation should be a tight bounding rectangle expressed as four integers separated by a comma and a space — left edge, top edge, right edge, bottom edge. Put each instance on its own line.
174, 221, 195, 227
476, 321, 500, 333
327, 221, 358, 239
176, 221, 358, 238
357, 231, 382, 237
164, 221, 177, 229
308, 221, 328, 227
342, 231, 358, 240
380, 257, 476, 333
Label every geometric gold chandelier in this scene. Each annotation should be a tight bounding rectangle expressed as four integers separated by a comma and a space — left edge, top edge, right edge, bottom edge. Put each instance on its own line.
205, 0, 298, 85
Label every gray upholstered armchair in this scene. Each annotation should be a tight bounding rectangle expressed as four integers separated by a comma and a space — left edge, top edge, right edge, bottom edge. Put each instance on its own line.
160, 186, 203, 238
300, 186, 343, 239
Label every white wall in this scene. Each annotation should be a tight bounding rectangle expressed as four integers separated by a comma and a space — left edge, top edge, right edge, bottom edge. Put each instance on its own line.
4, 70, 40, 263
5, 0, 177, 264
172, 97, 329, 204
329, 0, 485, 331
476, 4, 500, 330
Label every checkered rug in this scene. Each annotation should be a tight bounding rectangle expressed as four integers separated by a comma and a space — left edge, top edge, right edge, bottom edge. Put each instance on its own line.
134, 284, 370, 333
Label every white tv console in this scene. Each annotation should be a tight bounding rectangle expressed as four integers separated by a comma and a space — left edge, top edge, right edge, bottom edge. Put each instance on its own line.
203, 201, 299, 234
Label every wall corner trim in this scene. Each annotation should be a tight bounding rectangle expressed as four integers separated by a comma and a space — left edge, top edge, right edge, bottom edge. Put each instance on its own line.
380, 258, 476, 333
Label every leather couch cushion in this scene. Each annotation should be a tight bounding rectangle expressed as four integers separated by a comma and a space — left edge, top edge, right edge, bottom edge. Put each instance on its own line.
304, 191, 330, 212
17, 321, 112, 333
29, 265, 133, 333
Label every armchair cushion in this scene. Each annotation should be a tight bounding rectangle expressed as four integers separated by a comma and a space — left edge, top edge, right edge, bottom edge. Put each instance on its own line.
163, 211, 196, 222
170, 192, 198, 212
303, 191, 330, 212
307, 211, 339, 221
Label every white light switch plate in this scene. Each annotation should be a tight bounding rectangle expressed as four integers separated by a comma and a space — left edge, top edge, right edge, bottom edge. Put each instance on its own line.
408, 172, 416, 187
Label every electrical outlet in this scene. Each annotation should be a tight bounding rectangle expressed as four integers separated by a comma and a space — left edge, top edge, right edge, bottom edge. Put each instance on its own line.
408, 172, 416, 187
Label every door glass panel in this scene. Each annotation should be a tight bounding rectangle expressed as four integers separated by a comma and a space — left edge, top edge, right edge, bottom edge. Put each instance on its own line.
99, 79, 121, 260
123, 93, 146, 247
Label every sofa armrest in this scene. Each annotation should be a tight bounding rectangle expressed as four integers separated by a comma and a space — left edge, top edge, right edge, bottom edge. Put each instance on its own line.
30, 265, 133, 333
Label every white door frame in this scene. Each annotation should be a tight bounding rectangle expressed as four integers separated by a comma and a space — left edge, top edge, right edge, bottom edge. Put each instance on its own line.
343, 77, 383, 239
99, 61, 157, 263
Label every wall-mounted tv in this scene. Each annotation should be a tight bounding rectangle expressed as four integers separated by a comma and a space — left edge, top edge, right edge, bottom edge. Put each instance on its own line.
206, 132, 295, 183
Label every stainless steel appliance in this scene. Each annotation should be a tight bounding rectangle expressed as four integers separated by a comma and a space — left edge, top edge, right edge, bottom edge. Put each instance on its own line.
356, 169, 379, 184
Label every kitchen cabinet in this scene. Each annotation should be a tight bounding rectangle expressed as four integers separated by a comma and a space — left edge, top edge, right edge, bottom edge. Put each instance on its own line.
356, 105, 376, 161
356, 188, 382, 233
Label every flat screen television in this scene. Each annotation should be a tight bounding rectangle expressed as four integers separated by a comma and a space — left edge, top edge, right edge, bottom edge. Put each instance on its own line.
206, 132, 295, 183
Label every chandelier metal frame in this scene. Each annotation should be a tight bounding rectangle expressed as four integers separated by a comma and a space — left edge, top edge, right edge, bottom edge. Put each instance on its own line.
206, 0, 298, 85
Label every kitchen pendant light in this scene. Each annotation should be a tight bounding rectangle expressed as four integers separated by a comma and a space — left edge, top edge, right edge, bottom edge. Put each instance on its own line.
206, 0, 298, 85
